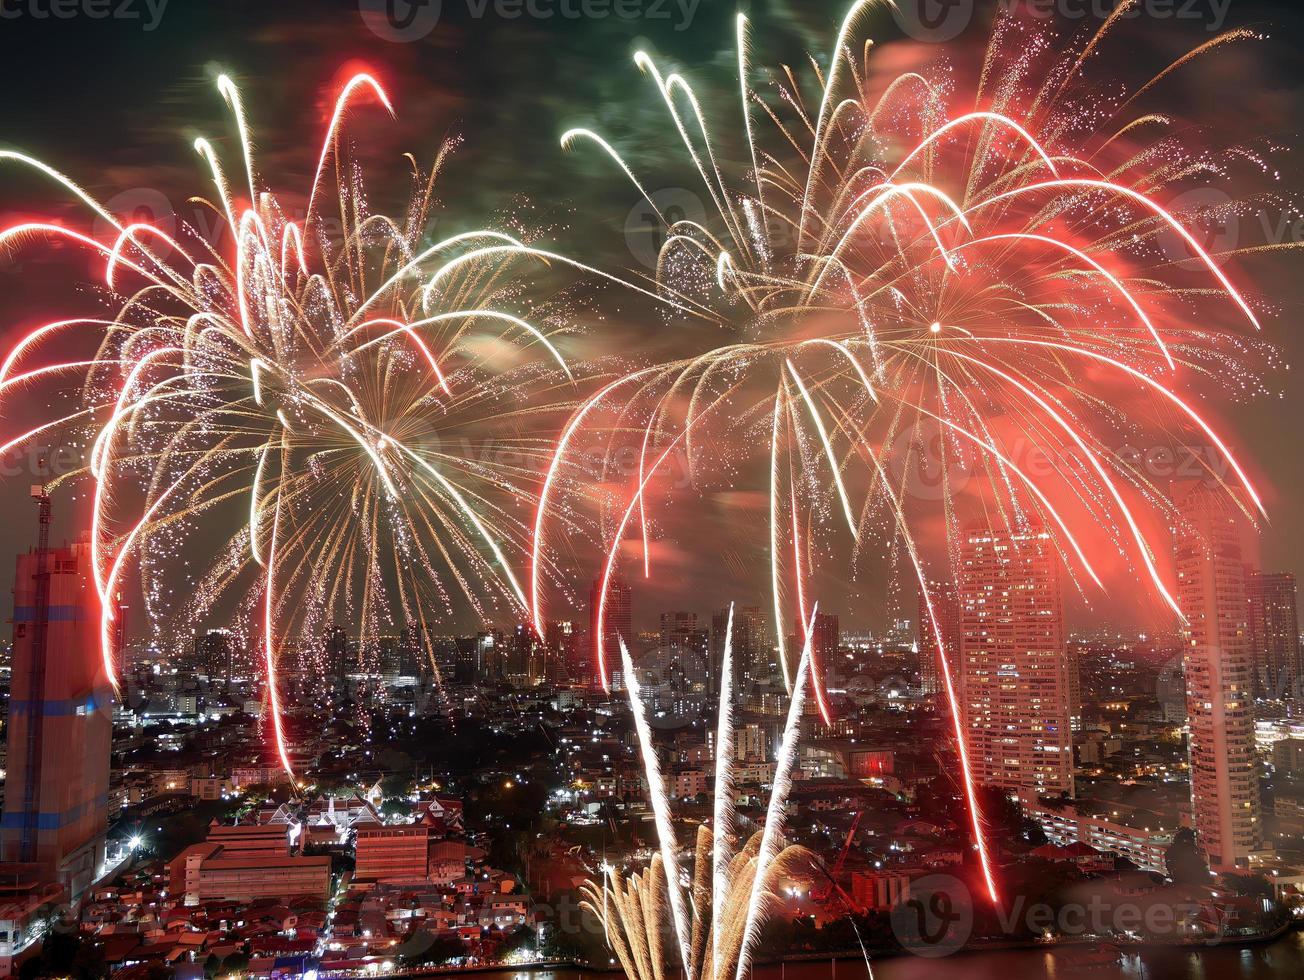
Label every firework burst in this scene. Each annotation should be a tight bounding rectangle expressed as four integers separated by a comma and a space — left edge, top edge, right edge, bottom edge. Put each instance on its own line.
548, 0, 1291, 902
0, 71, 593, 778
582, 607, 827, 980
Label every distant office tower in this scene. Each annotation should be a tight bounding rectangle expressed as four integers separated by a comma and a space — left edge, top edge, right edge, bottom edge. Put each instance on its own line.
711, 605, 767, 690
709, 608, 728, 696
505, 623, 544, 684
958, 525, 1074, 796
737, 606, 768, 684
1065, 640, 1083, 732
917, 579, 961, 696
659, 611, 698, 649
193, 629, 239, 683
1, 508, 112, 903
810, 612, 840, 685
659, 611, 708, 686
1173, 483, 1261, 870
539, 620, 573, 684
1246, 571, 1300, 701
326, 625, 351, 682
589, 576, 633, 684
397, 622, 427, 678
444, 633, 492, 685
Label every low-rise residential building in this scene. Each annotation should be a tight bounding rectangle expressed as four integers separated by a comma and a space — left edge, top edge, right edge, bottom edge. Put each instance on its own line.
1019, 792, 1173, 873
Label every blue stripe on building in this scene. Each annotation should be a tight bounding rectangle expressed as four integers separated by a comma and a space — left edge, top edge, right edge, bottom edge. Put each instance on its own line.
0, 793, 109, 831
12, 605, 87, 623
6, 687, 116, 717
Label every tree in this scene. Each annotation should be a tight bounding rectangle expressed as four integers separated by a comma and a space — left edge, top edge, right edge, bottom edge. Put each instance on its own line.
19, 929, 106, 980
1222, 873, 1273, 899
1165, 828, 1211, 885
220, 951, 250, 975
400, 931, 465, 966
498, 925, 537, 958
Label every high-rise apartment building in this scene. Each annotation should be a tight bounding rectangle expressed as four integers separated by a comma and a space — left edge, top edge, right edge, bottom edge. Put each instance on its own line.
326, 624, 351, 683
1, 518, 112, 904
810, 612, 840, 685
658, 611, 708, 687
918, 578, 962, 697
192, 628, 240, 683
589, 576, 632, 685
659, 611, 697, 649
1246, 570, 1301, 702
710, 605, 768, 691
1173, 483, 1262, 870
958, 525, 1074, 796
544, 620, 579, 684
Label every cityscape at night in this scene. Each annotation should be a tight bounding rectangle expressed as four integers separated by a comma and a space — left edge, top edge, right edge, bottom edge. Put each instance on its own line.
1, 1, 1304, 978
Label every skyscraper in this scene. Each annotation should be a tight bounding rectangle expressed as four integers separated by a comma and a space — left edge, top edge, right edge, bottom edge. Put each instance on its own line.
192, 629, 239, 684
710, 605, 767, 691
957, 525, 1074, 796
326, 625, 351, 683
1, 504, 111, 904
810, 612, 840, 686
918, 578, 961, 696
544, 620, 579, 684
1173, 483, 1262, 870
589, 576, 632, 686
1246, 570, 1301, 702
658, 611, 698, 650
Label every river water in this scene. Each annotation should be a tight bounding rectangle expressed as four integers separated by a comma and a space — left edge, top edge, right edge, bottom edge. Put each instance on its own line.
473, 931, 1304, 980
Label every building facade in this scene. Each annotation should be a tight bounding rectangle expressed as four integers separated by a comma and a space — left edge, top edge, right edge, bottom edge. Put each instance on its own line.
589, 576, 632, 686
918, 578, 961, 697
354, 821, 432, 885
0, 532, 111, 904
1246, 570, 1301, 702
1173, 483, 1262, 870
957, 526, 1074, 796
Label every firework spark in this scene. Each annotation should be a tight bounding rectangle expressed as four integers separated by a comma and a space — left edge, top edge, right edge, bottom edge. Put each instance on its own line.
0, 71, 592, 778
582, 606, 824, 980
550, 0, 1289, 902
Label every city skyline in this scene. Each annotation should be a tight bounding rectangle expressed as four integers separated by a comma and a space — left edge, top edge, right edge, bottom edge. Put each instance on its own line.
1, 1, 1303, 977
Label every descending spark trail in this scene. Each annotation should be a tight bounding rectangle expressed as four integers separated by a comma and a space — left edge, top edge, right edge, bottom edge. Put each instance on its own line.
557, 1, 1289, 904
0, 70, 597, 779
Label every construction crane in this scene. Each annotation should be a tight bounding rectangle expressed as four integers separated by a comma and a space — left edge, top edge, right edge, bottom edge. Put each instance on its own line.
812, 809, 861, 905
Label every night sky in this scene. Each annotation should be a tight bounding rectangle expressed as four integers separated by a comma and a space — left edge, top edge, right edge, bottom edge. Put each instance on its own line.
0, 0, 1301, 637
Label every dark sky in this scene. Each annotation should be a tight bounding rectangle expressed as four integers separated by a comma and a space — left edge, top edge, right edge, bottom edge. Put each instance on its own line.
0, 0, 1301, 636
